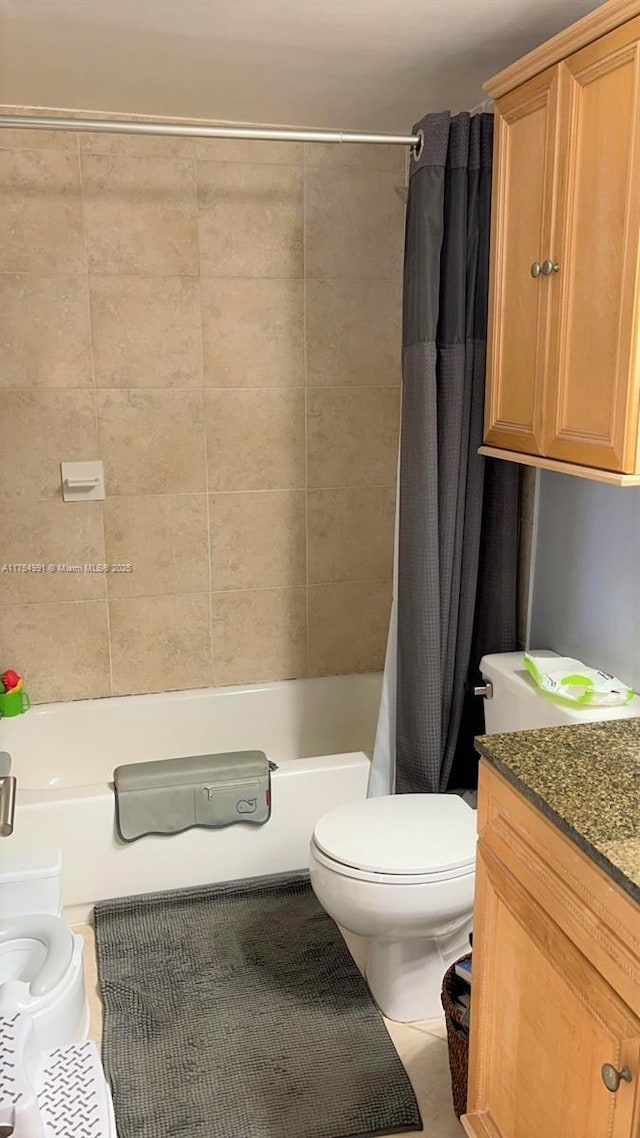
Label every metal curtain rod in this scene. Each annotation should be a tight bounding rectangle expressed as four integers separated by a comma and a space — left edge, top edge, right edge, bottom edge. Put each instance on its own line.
0, 114, 421, 150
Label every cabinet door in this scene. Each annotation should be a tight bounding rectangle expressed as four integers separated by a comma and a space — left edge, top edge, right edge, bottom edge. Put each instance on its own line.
484, 69, 560, 455
544, 18, 640, 471
463, 842, 640, 1138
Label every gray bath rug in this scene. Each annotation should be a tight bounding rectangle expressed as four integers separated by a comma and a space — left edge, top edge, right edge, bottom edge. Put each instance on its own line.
94, 872, 422, 1138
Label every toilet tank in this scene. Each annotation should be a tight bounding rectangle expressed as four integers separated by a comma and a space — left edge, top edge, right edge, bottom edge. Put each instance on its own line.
480, 651, 640, 735
0, 847, 63, 917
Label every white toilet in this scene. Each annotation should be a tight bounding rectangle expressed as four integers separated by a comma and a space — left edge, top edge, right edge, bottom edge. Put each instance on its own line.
0, 847, 89, 1049
310, 650, 640, 1023
310, 793, 476, 1021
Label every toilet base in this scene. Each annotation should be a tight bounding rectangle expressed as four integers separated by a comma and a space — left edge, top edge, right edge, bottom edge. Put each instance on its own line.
365, 922, 472, 1022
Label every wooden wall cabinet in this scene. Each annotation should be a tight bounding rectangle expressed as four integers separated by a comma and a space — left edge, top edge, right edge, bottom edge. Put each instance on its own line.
483, 4, 640, 486
463, 763, 640, 1138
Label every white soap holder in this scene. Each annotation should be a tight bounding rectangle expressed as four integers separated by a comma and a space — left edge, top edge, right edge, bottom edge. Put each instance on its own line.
60, 461, 105, 502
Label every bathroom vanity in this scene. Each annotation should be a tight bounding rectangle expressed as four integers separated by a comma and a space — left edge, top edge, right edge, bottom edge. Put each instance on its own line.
463, 718, 640, 1138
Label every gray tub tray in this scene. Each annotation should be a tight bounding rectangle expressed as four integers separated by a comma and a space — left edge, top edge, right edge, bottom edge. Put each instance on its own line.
113, 750, 275, 842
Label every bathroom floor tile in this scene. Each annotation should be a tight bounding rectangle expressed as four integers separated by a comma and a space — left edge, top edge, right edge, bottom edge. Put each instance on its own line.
340, 930, 462, 1134
413, 1016, 450, 1042
76, 919, 462, 1136
75, 922, 103, 1046
383, 1021, 464, 1137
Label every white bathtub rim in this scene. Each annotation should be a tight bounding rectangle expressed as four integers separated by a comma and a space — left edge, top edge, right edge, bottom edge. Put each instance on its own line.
15, 751, 371, 805
4, 672, 382, 720
3, 672, 382, 790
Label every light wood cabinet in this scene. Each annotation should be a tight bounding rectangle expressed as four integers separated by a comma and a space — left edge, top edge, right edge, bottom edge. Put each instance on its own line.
482, 4, 640, 485
463, 763, 640, 1138
484, 70, 560, 457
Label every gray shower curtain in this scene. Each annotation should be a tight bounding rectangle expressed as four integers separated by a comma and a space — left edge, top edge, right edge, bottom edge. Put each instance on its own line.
393, 110, 520, 795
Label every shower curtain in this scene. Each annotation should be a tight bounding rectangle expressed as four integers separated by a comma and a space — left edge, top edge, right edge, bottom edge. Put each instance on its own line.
370, 110, 519, 797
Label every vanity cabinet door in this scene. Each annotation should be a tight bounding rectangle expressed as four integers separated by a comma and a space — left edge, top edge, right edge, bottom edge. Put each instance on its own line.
463, 840, 640, 1138
543, 16, 640, 472
483, 68, 560, 456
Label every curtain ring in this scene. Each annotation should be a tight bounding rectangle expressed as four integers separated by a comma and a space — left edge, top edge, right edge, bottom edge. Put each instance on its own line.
411, 129, 424, 163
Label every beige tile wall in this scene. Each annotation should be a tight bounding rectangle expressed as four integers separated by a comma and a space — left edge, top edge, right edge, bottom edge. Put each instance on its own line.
0, 114, 404, 701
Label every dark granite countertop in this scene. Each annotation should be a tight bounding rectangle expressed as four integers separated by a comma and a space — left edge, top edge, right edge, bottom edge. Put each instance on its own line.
475, 717, 640, 906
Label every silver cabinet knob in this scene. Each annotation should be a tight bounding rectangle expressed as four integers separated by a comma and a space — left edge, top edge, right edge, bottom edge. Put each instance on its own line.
601, 1063, 632, 1092
541, 259, 560, 275
530, 262, 542, 278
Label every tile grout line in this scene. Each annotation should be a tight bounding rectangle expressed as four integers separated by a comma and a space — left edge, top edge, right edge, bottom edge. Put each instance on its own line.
0, 577, 393, 608
9, 482, 398, 506
76, 133, 114, 698
1, 382, 401, 393
404, 1021, 448, 1040
302, 143, 311, 679
0, 269, 402, 284
192, 151, 216, 688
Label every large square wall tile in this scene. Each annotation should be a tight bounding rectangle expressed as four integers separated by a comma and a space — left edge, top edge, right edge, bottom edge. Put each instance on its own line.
308, 581, 391, 675
308, 486, 395, 583
307, 388, 400, 488
97, 389, 206, 495
90, 276, 203, 388
211, 587, 307, 685
0, 148, 85, 272
306, 279, 401, 387
78, 131, 194, 158
305, 166, 404, 280
304, 141, 406, 175
0, 390, 98, 501
209, 491, 306, 591
0, 127, 78, 151
104, 494, 209, 597
197, 161, 303, 278
194, 138, 302, 165
0, 501, 105, 603
205, 388, 305, 491
81, 153, 198, 275
108, 594, 211, 695
0, 274, 92, 389
201, 278, 304, 387
0, 601, 111, 702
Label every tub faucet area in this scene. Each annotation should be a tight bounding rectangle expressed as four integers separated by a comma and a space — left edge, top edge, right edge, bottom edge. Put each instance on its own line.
0, 752, 16, 837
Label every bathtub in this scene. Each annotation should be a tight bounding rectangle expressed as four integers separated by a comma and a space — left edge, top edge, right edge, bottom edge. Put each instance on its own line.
1, 674, 380, 922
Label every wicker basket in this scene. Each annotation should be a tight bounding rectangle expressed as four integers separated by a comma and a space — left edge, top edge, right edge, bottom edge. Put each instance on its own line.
441, 954, 471, 1119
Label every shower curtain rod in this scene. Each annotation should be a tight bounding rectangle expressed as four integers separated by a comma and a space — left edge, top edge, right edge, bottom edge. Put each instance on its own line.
0, 114, 421, 150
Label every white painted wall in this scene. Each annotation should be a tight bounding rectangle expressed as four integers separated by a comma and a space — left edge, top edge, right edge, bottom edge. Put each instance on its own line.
528, 472, 640, 691
0, 0, 600, 131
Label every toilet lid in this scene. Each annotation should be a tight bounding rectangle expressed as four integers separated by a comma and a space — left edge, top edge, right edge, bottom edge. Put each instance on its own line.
313, 794, 477, 876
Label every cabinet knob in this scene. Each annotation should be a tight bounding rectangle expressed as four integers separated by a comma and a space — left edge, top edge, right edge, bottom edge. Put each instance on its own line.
601, 1063, 632, 1093
541, 259, 560, 276
530, 262, 542, 278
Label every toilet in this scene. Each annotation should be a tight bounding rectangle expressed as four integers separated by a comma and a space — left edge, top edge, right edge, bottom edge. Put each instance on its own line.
310, 650, 640, 1023
0, 847, 89, 1050
310, 793, 476, 1021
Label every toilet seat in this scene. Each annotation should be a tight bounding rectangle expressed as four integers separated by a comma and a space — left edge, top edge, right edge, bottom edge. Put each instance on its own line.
310, 839, 475, 884
0, 915, 73, 998
312, 794, 477, 882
